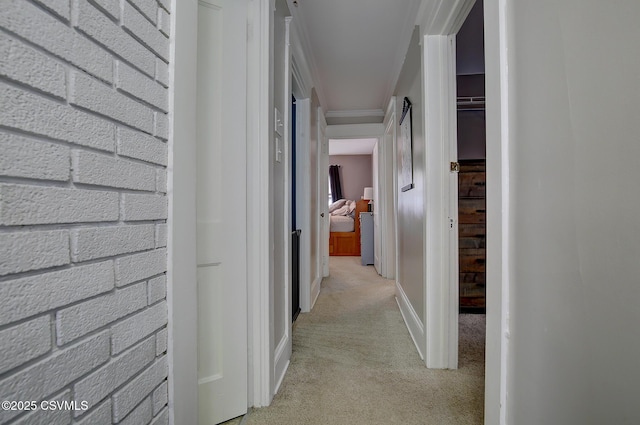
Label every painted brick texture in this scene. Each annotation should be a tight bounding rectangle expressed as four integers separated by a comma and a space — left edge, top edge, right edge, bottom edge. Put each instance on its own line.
0, 0, 170, 423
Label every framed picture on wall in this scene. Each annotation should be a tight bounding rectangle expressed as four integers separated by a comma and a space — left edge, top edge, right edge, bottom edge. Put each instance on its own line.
399, 97, 414, 192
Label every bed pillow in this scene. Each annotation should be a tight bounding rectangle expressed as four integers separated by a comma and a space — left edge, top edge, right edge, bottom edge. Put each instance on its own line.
330, 204, 351, 216
347, 200, 357, 213
328, 199, 347, 213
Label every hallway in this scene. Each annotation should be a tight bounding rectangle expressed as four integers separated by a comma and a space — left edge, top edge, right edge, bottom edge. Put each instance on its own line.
226, 257, 485, 424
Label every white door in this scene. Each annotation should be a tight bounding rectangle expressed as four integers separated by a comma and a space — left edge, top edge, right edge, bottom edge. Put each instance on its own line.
318, 109, 330, 277
196, 1, 248, 424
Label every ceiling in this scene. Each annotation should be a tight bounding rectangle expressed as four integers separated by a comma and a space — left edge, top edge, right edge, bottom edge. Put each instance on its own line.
329, 138, 378, 156
288, 0, 423, 125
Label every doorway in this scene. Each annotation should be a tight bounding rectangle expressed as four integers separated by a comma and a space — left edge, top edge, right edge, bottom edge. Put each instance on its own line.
291, 95, 301, 322
456, 0, 486, 313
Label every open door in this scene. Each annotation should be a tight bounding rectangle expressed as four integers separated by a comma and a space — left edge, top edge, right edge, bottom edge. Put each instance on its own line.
196, 1, 248, 423
318, 109, 330, 278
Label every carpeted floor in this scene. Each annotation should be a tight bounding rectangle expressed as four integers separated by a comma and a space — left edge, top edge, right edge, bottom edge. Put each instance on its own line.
225, 256, 485, 425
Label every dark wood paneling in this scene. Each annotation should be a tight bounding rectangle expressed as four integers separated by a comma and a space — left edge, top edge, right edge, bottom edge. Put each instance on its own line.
458, 223, 485, 238
459, 172, 486, 197
458, 198, 486, 224
458, 160, 486, 309
460, 249, 486, 272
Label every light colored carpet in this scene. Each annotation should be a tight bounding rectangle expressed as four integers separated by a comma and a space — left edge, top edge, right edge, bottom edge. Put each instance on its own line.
232, 256, 485, 424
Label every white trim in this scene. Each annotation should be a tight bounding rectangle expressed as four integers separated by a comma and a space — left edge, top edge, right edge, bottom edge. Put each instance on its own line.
285, 0, 326, 111
325, 109, 385, 119
382, 97, 397, 280
247, 0, 273, 408
310, 275, 321, 310
168, 0, 198, 423
295, 98, 312, 313
484, 0, 509, 422
273, 360, 290, 395
446, 36, 460, 370
317, 108, 329, 280
417, 0, 476, 35
422, 34, 457, 369
289, 22, 313, 99
390, 99, 400, 285
272, 333, 290, 394
395, 282, 426, 361
272, 14, 294, 400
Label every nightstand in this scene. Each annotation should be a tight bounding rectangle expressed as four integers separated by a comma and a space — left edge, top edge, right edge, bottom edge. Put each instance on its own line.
360, 212, 374, 265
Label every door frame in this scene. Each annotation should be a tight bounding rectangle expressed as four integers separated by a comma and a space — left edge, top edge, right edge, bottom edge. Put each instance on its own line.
245, 0, 273, 408
414, 0, 478, 373
324, 124, 387, 278
318, 111, 330, 278
168, 1, 199, 423
417, 0, 508, 421
168, 0, 273, 421
421, 33, 459, 369
273, 14, 294, 396
483, 0, 509, 422
290, 16, 316, 313
382, 97, 398, 280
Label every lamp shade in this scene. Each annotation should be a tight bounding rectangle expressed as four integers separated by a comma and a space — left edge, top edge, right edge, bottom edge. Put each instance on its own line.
363, 187, 374, 200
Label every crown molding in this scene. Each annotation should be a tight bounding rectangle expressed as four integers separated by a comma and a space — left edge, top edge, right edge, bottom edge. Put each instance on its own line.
416, 0, 476, 36
286, 0, 327, 110
325, 109, 385, 119
381, 0, 423, 112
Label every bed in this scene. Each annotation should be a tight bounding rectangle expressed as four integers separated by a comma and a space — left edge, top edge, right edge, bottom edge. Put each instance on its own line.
328, 199, 369, 256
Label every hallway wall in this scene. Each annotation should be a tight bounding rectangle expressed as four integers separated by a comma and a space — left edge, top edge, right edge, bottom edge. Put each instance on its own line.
328, 154, 373, 202
490, 0, 640, 423
0, 1, 170, 423
394, 28, 426, 325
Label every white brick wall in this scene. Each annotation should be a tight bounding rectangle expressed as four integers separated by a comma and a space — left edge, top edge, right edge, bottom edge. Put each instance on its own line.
0, 0, 170, 423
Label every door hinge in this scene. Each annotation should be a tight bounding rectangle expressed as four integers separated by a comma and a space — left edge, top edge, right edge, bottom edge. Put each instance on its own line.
450, 162, 460, 172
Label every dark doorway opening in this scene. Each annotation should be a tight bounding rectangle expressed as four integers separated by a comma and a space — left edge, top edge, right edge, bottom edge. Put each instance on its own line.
292, 95, 301, 322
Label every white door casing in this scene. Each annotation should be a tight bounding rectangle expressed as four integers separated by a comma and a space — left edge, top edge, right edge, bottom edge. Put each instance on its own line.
273, 14, 293, 396
383, 97, 398, 280
196, 0, 248, 423
372, 142, 381, 274
318, 109, 330, 279
413, 0, 476, 370
446, 37, 460, 370
294, 99, 312, 312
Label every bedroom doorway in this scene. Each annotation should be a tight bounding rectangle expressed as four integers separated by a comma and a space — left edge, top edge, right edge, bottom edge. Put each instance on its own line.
328, 139, 375, 260
456, 0, 486, 315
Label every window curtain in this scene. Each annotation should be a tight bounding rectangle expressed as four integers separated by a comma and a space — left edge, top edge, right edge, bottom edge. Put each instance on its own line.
329, 165, 343, 203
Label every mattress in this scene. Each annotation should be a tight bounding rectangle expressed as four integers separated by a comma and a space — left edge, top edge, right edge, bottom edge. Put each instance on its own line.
330, 215, 355, 232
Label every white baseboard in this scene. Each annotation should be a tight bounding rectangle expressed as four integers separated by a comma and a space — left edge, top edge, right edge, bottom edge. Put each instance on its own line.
395, 281, 425, 361
273, 360, 289, 395
310, 276, 321, 310
272, 333, 290, 395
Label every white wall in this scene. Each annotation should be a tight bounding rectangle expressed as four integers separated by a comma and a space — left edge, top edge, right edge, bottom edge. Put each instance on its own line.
0, 1, 170, 423
489, 0, 640, 423
394, 28, 426, 328
394, 27, 427, 358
